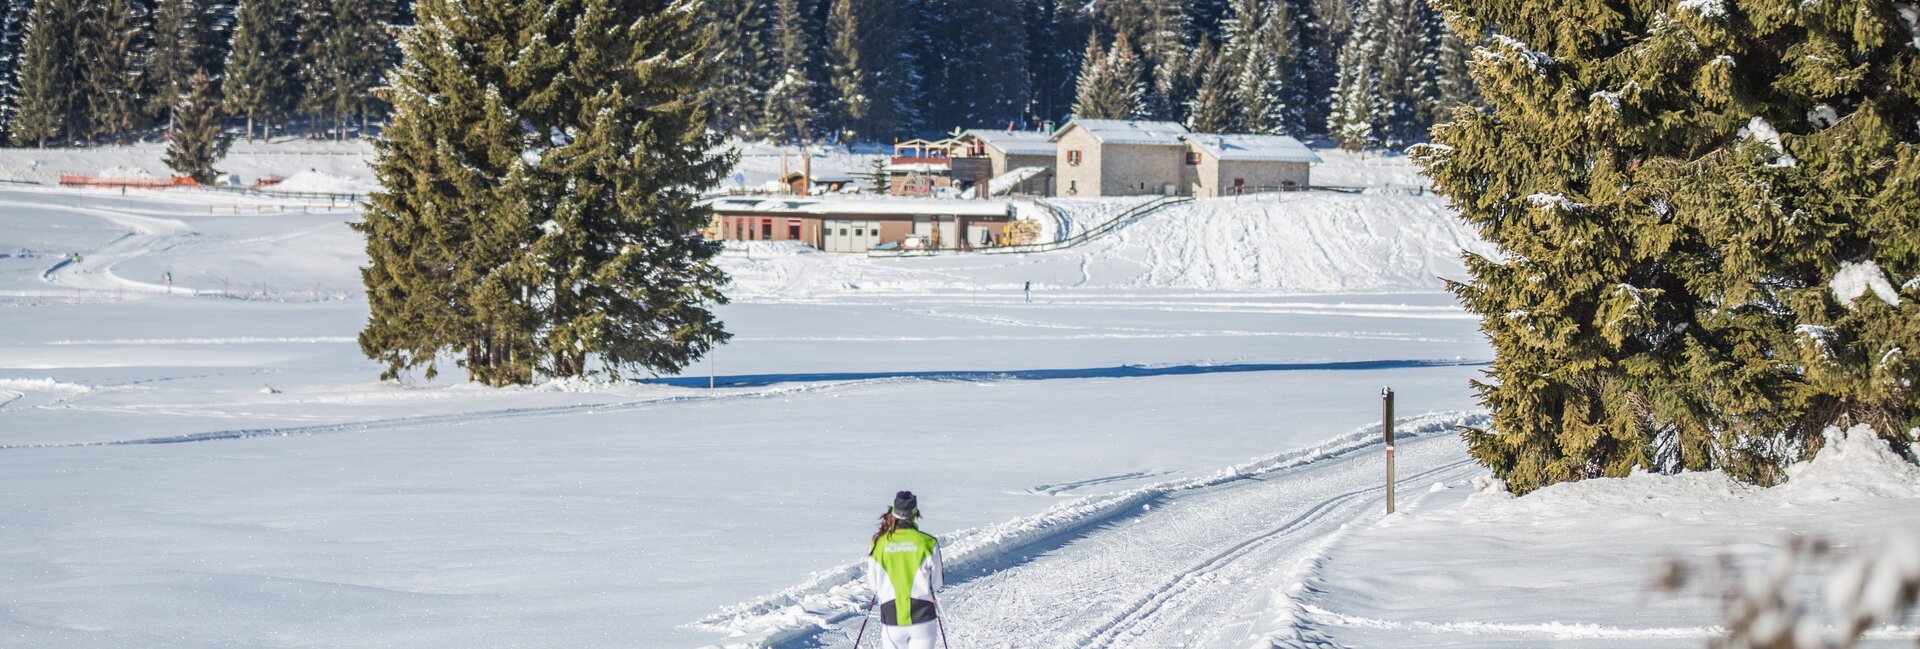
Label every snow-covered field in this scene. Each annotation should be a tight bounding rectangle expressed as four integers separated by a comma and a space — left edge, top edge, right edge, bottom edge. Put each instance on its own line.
0, 144, 1913, 649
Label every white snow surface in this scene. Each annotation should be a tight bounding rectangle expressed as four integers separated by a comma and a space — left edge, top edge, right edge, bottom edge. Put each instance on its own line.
1291, 425, 1920, 648
723, 191, 1495, 299
270, 168, 371, 194
0, 139, 378, 188
1, 145, 1915, 649
1831, 259, 1902, 308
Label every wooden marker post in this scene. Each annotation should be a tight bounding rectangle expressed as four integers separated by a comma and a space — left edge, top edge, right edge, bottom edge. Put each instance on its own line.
1383, 386, 1396, 514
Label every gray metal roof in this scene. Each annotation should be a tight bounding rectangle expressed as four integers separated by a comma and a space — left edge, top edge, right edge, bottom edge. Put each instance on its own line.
961, 129, 1058, 157
1181, 133, 1322, 163
1049, 119, 1191, 146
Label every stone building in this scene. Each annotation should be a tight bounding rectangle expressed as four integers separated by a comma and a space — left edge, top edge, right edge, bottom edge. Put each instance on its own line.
1048, 119, 1321, 197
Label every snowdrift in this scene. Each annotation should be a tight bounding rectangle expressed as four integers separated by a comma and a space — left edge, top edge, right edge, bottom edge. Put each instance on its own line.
1274, 425, 1920, 647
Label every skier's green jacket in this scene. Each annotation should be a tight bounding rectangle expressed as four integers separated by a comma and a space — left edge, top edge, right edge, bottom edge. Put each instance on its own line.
866, 527, 944, 626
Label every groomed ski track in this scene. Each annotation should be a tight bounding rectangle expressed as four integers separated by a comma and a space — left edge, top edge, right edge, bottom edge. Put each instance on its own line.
703, 414, 1486, 649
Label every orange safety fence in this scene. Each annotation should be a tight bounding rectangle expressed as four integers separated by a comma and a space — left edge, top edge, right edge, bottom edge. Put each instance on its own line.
58, 175, 200, 189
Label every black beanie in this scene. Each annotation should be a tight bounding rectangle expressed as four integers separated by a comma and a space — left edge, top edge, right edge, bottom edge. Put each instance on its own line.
892, 491, 918, 518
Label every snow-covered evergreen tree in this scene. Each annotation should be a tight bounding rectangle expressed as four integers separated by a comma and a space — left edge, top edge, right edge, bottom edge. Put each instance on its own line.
1022, 0, 1086, 126
1137, 0, 1189, 120
148, 0, 208, 128
1231, 0, 1299, 134
918, 0, 1028, 130
827, 0, 920, 141
360, 0, 730, 385
762, 0, 816, 142
703, 0, 772, 138
221, 0, 297, 140
297, 0, 394, 139
0, 0, 33, 140
1071, 32, 1144, 120
81, 0, 155, 142
1415, 0, 1920, 494
10, 0, 81, 145
1184, 38, 1234, 132
1326, 0, 1440, 149
164, 70, 229, 182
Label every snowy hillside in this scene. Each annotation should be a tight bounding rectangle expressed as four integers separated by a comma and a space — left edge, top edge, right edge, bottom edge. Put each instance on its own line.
722, 191, 1496, 298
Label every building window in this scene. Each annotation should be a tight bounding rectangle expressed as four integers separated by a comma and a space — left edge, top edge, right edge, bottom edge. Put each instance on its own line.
788, 222, 801, 240
1067, 150, 1082, 165
1185, 151, 1200, 165
761, 219, 773, 240
1068, 180, 1077, 195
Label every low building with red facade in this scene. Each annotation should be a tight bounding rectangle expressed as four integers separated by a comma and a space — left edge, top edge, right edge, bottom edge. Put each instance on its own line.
706, 197, 1018, 253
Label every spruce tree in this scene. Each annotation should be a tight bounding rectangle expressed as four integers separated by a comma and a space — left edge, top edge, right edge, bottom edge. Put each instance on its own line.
359, 0, 730, 385
1415, 0, 1920, 494
80, 0, 154, 142
148, 0, 206, 128
0, 0, 32, 140
222, 0, 298, 140
1327, 0, 1436, 149
11, 0, 82, 146
297, 0, 394, 139
1185, 39, 1234, 132
704, 0, 772, 138
1136, 0, 1189, 120
763, 0, 816, 142
1070, 32, 1144, 120
1022, 0, 1082, 125
827, 0, 920, 140
164, 70, 230, 182
1232, 0, 1301, 134
918, 0, 1028, 130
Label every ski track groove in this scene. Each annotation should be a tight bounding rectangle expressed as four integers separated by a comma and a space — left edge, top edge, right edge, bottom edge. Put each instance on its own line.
1074, 458, 1477, 649
765, 423, 1486, 649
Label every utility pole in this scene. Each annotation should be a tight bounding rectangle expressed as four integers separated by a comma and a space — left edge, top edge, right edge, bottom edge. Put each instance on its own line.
1383, 386, 1396, 514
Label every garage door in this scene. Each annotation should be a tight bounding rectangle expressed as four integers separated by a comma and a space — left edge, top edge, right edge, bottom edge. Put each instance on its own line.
823, 220, 882, 252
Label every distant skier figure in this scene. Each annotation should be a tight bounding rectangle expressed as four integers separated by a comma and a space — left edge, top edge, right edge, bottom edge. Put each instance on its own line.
1023, 281, 1031, 302
866, 491, 944, 649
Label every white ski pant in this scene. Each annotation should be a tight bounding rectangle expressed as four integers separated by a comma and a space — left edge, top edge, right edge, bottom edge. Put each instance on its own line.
881, 621, 937, 649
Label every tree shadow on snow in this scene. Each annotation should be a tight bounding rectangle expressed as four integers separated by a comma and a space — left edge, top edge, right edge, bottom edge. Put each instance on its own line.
643, 359, 1483, 389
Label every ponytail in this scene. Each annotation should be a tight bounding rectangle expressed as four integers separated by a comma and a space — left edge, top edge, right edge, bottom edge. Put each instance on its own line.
870, 509, 917, 548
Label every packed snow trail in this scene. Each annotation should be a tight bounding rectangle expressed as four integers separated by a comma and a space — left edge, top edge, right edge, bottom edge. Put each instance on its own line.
703, 415, 1483, 649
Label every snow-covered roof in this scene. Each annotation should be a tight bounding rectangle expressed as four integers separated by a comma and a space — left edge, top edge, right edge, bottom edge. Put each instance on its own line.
706, 197, 1013, 218
961, 129, 1057, 157
1050, 119, 1190, 146
884, 162, 950, 173
1182, 134, 1323, 163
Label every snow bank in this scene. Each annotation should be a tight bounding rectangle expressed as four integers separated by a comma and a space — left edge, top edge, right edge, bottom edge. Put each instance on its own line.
97, 164, 157, 179
0, 377, 92, 393
1287, 425, 1920, 646
270, 168, 370, 194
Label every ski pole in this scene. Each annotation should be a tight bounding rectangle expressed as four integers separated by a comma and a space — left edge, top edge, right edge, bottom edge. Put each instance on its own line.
850, 596, 876, 648
933, 593, 952, 649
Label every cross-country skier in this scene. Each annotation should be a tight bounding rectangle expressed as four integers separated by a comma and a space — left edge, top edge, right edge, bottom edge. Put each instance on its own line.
866, 491, 944, 649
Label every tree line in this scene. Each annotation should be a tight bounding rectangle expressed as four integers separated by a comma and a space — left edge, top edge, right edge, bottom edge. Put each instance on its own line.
0, 0, 401, 147
0, 0, 1480, 151
709, 0, 1475, 150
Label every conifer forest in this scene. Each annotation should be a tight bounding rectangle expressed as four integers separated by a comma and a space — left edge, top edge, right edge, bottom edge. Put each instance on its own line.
0, 0, 1475, 150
